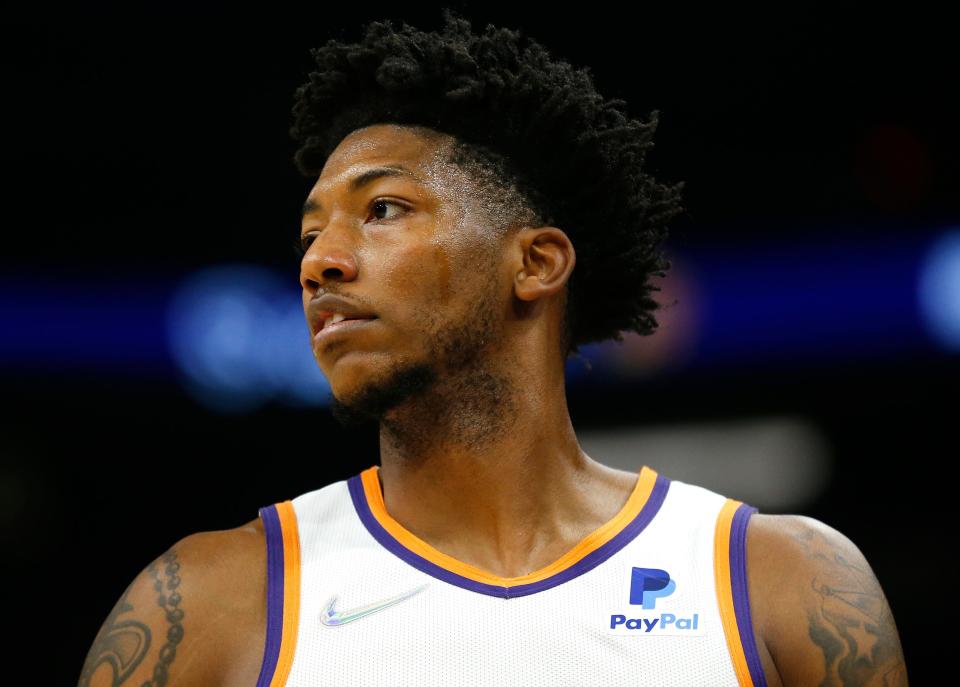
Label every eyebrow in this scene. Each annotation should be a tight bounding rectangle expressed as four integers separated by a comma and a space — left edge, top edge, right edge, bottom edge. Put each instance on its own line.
301, 165, 420, 217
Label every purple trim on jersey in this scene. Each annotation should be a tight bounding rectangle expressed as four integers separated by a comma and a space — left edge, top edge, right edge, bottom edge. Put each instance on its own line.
730, 502, 768, 687
255, 504, 285, 687
348, 472, 671, 599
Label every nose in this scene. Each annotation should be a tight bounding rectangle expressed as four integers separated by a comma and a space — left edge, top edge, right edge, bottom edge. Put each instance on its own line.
299, 226, 359, 295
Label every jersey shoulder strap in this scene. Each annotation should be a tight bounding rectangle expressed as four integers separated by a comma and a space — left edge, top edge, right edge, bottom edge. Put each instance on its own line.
255, 500, 301, 687
715, 494, 767, 687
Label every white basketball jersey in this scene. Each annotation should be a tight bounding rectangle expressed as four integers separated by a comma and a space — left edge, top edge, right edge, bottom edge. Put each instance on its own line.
254, 465, 769, 686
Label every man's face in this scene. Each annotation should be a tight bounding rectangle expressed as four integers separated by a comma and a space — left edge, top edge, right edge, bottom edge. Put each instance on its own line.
299, 124, 512, 426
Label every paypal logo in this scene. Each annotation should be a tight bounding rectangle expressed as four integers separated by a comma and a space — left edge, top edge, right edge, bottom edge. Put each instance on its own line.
629, 567, 676, 609
609, 567, 703, 636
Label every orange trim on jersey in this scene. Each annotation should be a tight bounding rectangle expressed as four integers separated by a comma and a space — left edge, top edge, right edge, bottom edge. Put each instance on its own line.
270, 500, 301, 687
358, 464, 659, 587
714, 498, 755, 687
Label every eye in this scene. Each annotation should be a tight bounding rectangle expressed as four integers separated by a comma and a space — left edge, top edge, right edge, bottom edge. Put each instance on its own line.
368, 198, 409, 222
294, 198, 410, 259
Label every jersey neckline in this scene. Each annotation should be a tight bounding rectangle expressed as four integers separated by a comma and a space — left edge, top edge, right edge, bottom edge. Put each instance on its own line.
346, 464, 671, 599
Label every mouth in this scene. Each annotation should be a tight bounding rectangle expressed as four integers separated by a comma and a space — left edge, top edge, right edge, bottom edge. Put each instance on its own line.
313, 317, 377, 345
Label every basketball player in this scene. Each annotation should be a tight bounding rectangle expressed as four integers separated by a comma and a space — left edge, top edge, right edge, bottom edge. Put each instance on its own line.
78, 10, 908, 686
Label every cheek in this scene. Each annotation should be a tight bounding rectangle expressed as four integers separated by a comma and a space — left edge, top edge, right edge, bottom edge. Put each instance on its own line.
373, 240, 454, 308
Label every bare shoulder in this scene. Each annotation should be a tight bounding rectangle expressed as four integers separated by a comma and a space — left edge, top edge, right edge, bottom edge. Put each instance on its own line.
745, 513, 909, 687
77, 517, 266, 687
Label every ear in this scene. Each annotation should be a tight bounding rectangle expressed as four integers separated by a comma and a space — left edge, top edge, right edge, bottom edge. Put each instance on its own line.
513, 227, 576, 303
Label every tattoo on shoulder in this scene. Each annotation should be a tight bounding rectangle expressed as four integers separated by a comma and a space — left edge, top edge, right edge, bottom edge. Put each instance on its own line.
78, 548, 185, 687
789, 526, 908, 686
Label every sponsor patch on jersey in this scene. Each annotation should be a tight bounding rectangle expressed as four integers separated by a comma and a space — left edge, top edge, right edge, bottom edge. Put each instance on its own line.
608, 567, 705, 636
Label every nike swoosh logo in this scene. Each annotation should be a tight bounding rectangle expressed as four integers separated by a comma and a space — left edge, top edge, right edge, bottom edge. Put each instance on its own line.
320, 583, 429, 627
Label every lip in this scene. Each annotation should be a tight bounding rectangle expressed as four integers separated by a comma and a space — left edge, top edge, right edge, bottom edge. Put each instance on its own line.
307, 294, 377, 337
312, 317, 377, 345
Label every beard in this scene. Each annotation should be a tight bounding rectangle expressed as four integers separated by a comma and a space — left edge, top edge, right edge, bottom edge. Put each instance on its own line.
328, 280, 504, 432
328, 361, 438, 430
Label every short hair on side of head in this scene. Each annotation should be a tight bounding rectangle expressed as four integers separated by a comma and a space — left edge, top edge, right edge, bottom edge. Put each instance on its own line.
290, 8, 686, 360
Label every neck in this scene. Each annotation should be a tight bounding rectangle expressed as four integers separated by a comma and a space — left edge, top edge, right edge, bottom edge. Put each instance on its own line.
375, 351, 637, 579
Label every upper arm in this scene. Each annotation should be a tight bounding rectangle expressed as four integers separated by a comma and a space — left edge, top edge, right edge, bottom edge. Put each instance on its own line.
746, 513, 908, 687
77, 520, 266, 687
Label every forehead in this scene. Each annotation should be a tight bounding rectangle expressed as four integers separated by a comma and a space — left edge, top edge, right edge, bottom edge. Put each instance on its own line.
316, 124, 452, 187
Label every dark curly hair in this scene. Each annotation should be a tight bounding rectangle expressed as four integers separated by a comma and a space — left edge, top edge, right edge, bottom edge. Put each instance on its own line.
290, 8, 685, 360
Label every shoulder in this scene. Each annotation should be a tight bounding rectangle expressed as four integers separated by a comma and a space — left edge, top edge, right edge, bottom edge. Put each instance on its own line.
744, 513, 908, 687
78, 517, 267, 687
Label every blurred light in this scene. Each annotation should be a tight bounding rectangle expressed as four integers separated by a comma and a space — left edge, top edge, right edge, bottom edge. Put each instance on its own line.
0, 272, 170, 373
655, 233, 929, 370
918, 228, 960, 352
578, 416, 832, 512
2, 226, 951, 409
165, 264, 329, 413
603, 256, 701, 376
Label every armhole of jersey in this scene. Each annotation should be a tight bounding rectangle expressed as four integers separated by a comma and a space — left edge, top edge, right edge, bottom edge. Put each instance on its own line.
714, 498, 768, 687
255, 500, 302, 687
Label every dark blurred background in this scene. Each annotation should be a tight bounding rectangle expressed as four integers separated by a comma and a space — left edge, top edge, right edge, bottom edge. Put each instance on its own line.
3, 3, 956, 684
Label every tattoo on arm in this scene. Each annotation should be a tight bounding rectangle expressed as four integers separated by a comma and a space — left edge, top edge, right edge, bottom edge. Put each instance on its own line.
791, 527, 908, 687
78, 549, 185, 687
76, 580, 150, 686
